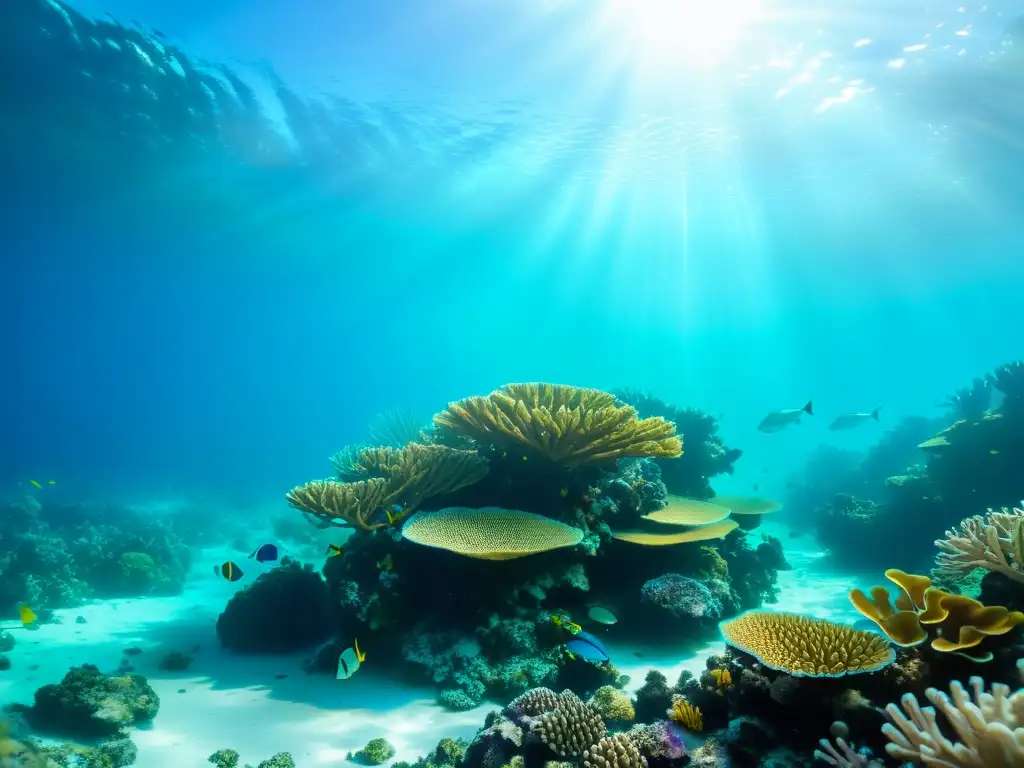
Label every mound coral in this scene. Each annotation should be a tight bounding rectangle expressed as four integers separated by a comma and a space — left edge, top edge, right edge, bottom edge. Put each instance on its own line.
641, 574, 723, 619
588, 685, 635, 723
533, 690, 607, 757
434, 383, 681, 466
935, 505, 1024, 584
583, 733, 648, 768
849, 568, 1024, 662
401, 507, 584, 560
719, 610, 895, 677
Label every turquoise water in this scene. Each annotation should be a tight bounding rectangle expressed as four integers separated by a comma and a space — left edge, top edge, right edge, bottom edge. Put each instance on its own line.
1, 1, 1023, 766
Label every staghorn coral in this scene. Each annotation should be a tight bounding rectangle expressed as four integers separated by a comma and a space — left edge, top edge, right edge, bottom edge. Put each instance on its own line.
434, 383, 681, 467
881, 659, 1024, 767
719, 610, 895, 677
814, 721, 884, 767
533, 690, 607, 758
401, 507, 584, 560
849, 568, 1024, 662
935, 505, 1024, 585
582, 733, 647, 768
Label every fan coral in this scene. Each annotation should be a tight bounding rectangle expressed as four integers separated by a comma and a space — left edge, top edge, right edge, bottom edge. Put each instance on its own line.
935, 505, 1024, 584
849, 568, 1024, 662
533, 690, 607, 758
668, 696, 703, 732
434, 383, 681, 466
719, 610, 895, 677
583, 733, 648, 768
641, 574, 723, 619
882, 659, 1024, 767
401, 507, 584, 560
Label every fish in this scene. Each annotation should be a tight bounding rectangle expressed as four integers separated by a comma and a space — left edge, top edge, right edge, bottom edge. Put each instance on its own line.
248, 544, 278, 563
559, 488, 568, 497
29, 480, 41, 489
336, 638, 366, 680
829, 408, 881, 431
551, 614, 582, 635
565, 630, 610, 664
19, 605, 37, 627
48, 480, 55, 485
377, 554, 393, 571
587, 606, 618, 625
215, 562, 243, 582
326, 544, 343, 558
757, 401, 813, 432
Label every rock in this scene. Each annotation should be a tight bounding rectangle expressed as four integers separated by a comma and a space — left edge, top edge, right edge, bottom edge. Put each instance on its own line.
18, 663, 160, 738
76, 615, 87, 624
0, 655, 10, 671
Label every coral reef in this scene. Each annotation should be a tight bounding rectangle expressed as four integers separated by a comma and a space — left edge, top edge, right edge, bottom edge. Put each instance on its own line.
350, 738, 397, 765
0, 500, 192, 614
216, 558, 332, 653
13, 665, 159, 739
935, 504, 1024, 584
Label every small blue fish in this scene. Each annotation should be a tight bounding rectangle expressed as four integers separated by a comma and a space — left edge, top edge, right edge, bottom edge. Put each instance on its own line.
249, 544, 278, 563
565, 629, 610, 664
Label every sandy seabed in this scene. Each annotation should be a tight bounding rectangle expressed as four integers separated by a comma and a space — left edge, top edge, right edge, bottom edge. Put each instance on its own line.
0, 521, 866, 767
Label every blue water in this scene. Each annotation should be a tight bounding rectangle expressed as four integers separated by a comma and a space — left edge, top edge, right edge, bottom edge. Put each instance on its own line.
1, 0, 1023, 763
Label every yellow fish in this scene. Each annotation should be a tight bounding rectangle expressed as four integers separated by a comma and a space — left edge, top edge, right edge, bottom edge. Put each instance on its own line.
326, 544, 343, 558
559, 488, 568, 497
551, 614, 582, 635
377, 554, 394, 571
29, 480, 41, 489
19, 605, 37, 627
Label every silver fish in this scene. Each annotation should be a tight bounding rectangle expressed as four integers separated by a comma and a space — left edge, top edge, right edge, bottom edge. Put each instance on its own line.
757, 401, 813, 432
829, 408, 881, 431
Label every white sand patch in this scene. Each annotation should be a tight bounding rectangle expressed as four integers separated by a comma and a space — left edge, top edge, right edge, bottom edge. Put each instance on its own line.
1, 525, 854, 767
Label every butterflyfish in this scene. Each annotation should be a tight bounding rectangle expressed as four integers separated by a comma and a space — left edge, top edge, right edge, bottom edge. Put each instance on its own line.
336, 638, 365, 680
215, 561, 243, 582
249, 544, 279, 563
19, 604, 37, 627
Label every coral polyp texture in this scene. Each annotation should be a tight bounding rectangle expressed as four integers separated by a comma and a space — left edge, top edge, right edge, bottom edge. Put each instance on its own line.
849, 569, 1024, 662
719, 610, 896, 677
935, 505, 1024, 584
433, 383, 682, 466
533, 690, 607, 757
881, 660, 1024, 767
400, 507, 585, 560
641, 496, 731, 526
583, 733, 648, 768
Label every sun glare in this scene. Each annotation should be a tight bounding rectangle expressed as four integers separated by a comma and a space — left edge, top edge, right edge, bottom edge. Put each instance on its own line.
607, 0, 764, 65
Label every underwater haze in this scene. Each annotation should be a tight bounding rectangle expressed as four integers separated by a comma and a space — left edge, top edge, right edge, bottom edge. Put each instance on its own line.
2, 0, 1024, 766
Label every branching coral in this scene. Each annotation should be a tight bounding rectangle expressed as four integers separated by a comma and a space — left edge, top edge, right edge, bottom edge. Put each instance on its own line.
434, 383, 681, 466
286, 478, 393, 531
881, 659, 1024, 767
935, 505, 1024, 584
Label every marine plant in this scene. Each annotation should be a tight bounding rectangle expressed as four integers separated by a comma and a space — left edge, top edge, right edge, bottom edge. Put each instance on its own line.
849, 568, 1024, 662
434, 383, 681, 466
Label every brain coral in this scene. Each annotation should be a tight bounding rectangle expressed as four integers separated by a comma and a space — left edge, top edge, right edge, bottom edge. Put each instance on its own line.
401, 507, 585, 560
719, 610, 896, 677
641, 574, 723, 619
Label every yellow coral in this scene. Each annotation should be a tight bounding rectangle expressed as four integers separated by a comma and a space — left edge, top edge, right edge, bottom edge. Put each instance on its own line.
642, 496, 731, 526
588, 686, 635, 722
668, 696, 703, 731
434, 383, 681, 466
719, 610, 895, 677
401, 507, 585, 560
849, 570, 1024, 662
610, 520, 738, 546
710, 668, 732, 689
288, 443, 489, 532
